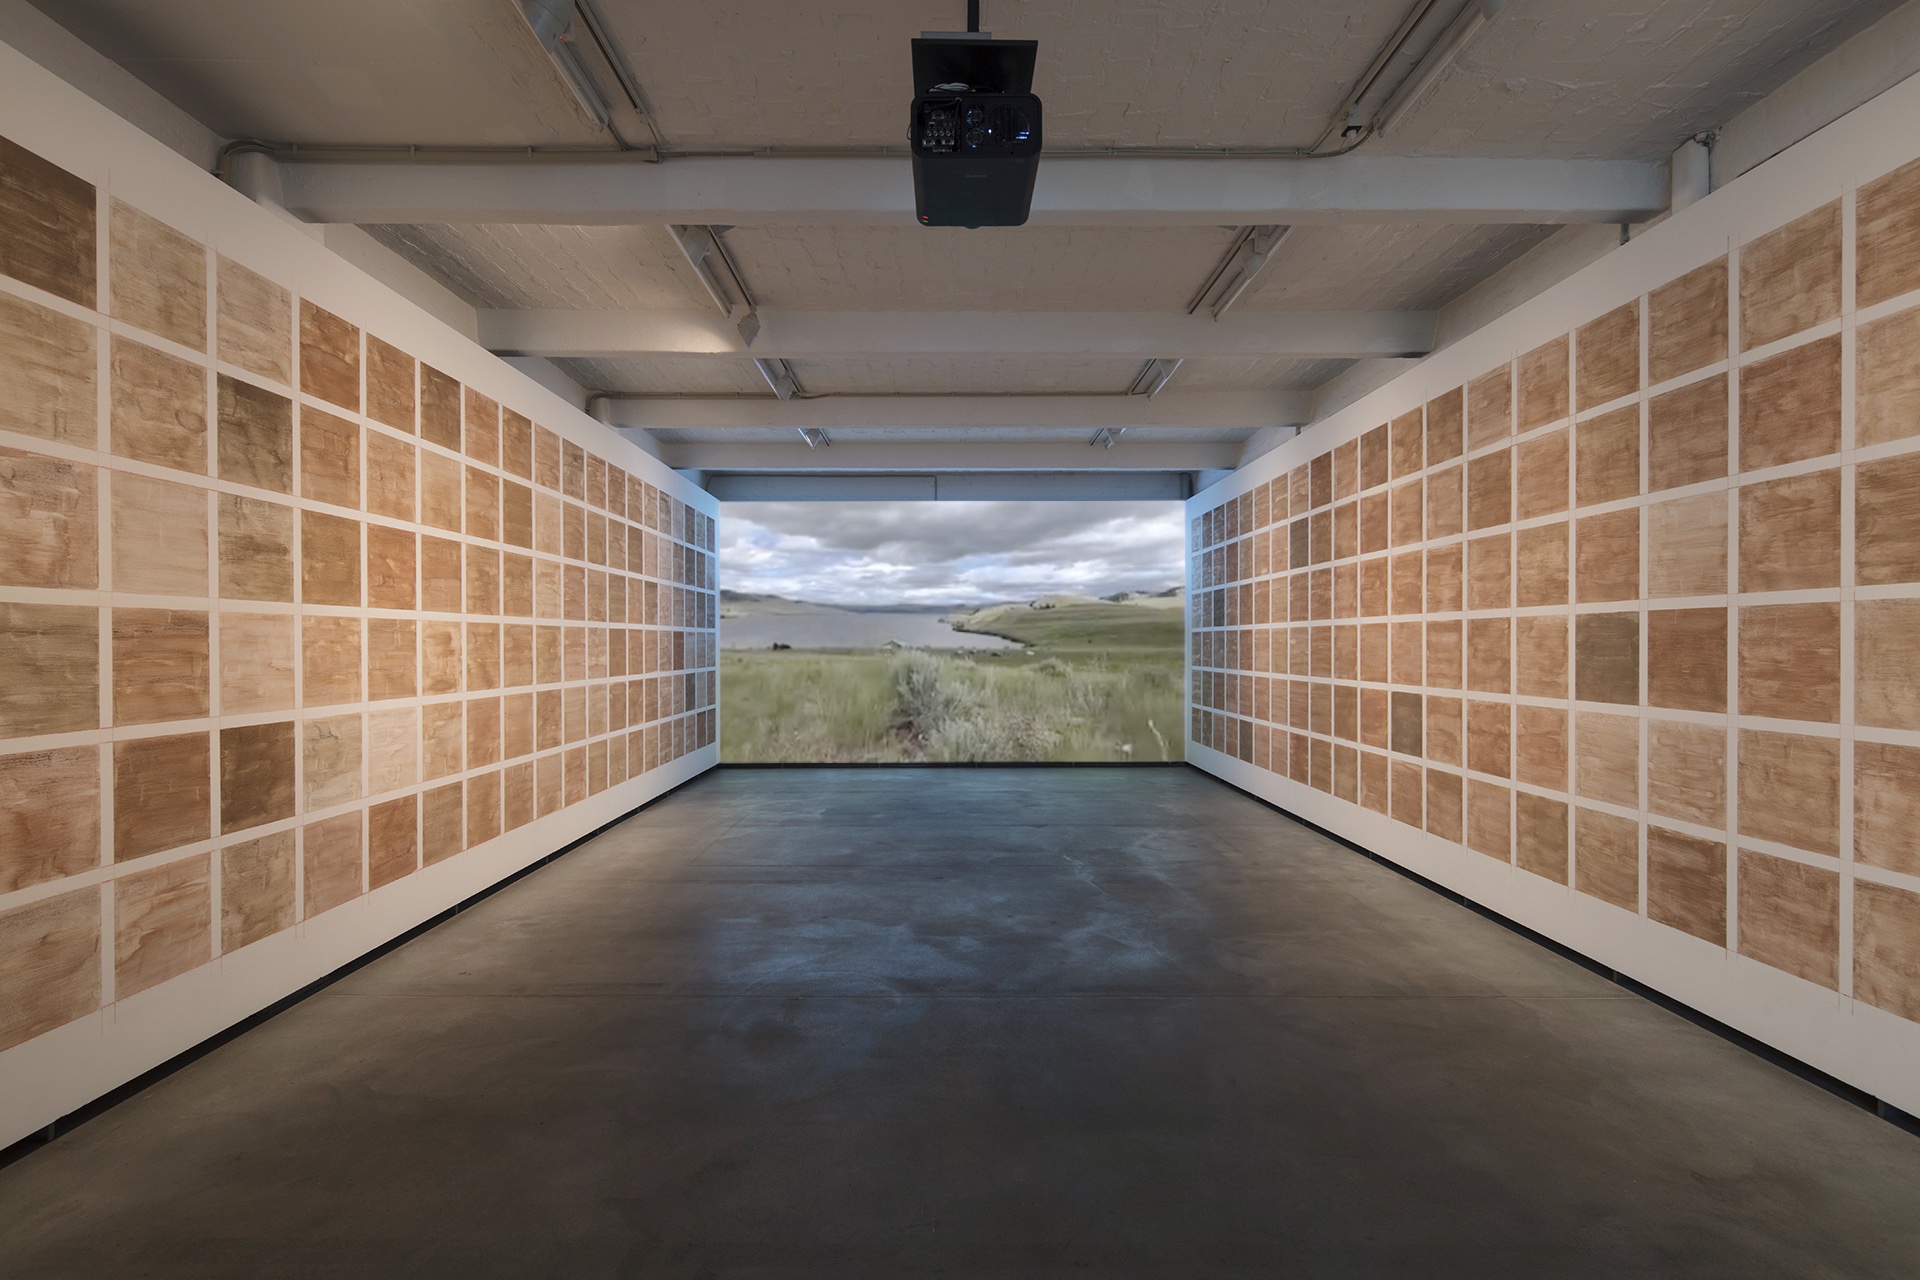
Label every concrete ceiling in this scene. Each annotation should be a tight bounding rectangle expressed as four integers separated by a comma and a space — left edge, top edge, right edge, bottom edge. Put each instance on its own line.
30, 0, 1911, 476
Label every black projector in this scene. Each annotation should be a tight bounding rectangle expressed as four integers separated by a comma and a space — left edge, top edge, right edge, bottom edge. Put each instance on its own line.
909, 36, 1041, 227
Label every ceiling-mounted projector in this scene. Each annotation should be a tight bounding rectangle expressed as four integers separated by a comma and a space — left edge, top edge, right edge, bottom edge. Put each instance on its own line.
909, 16, 1041, 228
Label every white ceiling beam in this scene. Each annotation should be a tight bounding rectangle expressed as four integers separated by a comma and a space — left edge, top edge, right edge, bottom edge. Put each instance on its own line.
648, 438, 1245, 473
270, 154, 1669, 227
479, 309, 1434, 360
596, 390, 1309, 433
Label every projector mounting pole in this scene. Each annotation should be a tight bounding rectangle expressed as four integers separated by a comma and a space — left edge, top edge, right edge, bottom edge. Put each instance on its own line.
968, 1, 980, 34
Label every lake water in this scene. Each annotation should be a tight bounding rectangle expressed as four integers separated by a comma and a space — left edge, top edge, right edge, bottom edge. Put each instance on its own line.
722, 612, 1021, 651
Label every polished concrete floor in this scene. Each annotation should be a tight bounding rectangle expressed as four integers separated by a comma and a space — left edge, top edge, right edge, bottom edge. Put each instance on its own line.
1, 767, 1917, 1277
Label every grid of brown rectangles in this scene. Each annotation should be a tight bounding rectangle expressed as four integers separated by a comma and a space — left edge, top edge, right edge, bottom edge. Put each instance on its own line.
1189, 154, 1920, 1025
0, 133, 718, 1055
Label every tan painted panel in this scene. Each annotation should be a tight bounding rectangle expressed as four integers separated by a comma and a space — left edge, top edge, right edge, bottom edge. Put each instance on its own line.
1515, 428, 1569, 522
108, 199, 205, 351
466, 769, 502, 847
0, 446, 97, 590
1514, 615, 1567, 699
1466, 364, 1512, 449
1738, 603, 1840, 723
421, 536, 462, 613
422, 781, 465, 865
301, 615, 362, 708
1856, 741, 1920, 877
0, 887, 100, 1052
1646, 493, 1727, 598
1853, 881, 1920, 1023
1575, 302, 1640, 410
220, 720, 296, 835
0, 746, 100, 892
0, 135, 95, 306
301, 510, 361, 608
302, 713, 362, 810
215, 256, 291, 385
1646, 827, 1724, 945
1737, 850, 1838, 989
421, 365, 461, 450
1574, 807, 1638, 911
1574, 612, 1638, 705
1738, 729, 1839, 856
216, 493, 294, 603
1738, 471, 1840, 593
1739, 336, 1841, 471
215, 375, 293, 495
1857, 156, 1920, 308
1648, 258, 1728, 386
299, 406, 360, 509
1575, 509, 1639, 603
365, 335, 416, 433
365, 431, 415, 522
465, 386, 502, 467
368, 794, 417, 889
217, 612, 296, 715
114, 851, 211, 998
366, 705, 418, 793
302, 812, 363, 918
299, 301, 360, 411
111, 608, 208, 725
1647, 720, 1727, 828
1647, 374, 1728, 492
1574, 405, 1640, 508
1424, 769, 1463, 841
0, 291, 96, 447
419, 450, 463, 534
1856, 599, 1920, 731
1645, 607, 1726, 714
1856, 304, 1920, 447
1740, 203, 1841, 351
111, 337, 207, 474
466, 467, 500, 542
0, 602, 99, 739
1516, 792, 1569, 884
1516, 335, 1569, 431
1465, 533, 1510, 611
503, 759, 535, 830
368, 618, 418, 701
1574, 711, 1639, 807
1516, 707, 1569, 791
1466, 448, 1511, 531
221, 830, 295, 953
1856, 452, 1920, 586
364, 525, 416, 611
1466, 779, 1510, 860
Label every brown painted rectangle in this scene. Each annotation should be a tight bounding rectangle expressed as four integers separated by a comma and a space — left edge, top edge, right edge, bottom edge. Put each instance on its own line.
1646, 607, 1726, 713
302, 713, 361, 810
1466, 449, 1511, 531
301, 615, 362, 708
1467, 780, 1510, 860
301, 510, 361, 607
1738, 603, 1840, 723
1646, 720, 1726, 827
114, 853, 211, 998
1857, 452, 1920, 586
0, 888, 100, 1052
112, 338, 207, 474
1466, 617, 1509, 694
0, 447, 96, 590
220, 721, 296, 834
1574, 613, 1638, 705
221, 831, 295, 953
1648, 258, 1728, 385
1853, 881, 1920, 1023
1646, 827, 1725, 945
0, 746, 100, 893
1515, 522, 1568, 607
1646, 493, 1726, 598
1858, 303, 1920, 448
1737, 850, 1838, 988
368, 794, 418, 889
0, 292, 96, 448
303, 812, 363, 917
1515, 792, 1569, 884
421, 536, 462, 613
1574, 711, 1638, 807
1739, 336, 1841, 471
1574, 808, 1639, 911
1857, 599, 1920, 730
1739, 471, 1840, 592
1647, 374, 1728, 492
109, 199, 206, 350
299, 301, 360, 411
1515, 705, 1568, 790
1857, 741, 1920, 877
1575, 405, 1640, 507
1575, 302, 1640, 410
365, 335, 416, 432
0, 602, 99, 739
1466, 534, 1510, 611
1517, 336, 1570, 431
112, 731, 210, 860
1467, 365, 1512, 448
215, 256, 291, 385
0, 135, 96, 307
1738, 729, 1839, 856
1515, 615, 1568, 699
368, 618, 417, 701
112, 608, 208, 725
1740, 203, 1841, 351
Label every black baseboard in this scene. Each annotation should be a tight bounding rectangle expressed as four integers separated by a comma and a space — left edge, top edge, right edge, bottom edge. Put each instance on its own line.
1188, 762, 1920, 1142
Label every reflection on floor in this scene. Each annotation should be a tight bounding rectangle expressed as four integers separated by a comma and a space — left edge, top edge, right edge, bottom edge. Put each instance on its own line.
2, 767, 1917, 1276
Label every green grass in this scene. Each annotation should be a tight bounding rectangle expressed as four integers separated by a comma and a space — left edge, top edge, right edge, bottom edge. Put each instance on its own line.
720, 603, 1185, 764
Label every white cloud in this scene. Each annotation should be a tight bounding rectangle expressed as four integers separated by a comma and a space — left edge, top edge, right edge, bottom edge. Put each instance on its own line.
721, 501, 1184, 605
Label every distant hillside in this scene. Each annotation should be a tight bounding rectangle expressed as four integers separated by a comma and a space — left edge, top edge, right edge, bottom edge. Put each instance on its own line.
718, 591, 847, 618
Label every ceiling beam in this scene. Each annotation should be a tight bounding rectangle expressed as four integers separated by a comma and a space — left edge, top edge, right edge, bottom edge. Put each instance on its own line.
269, 154, 1669, 227
596, 390, 1310, 433
648, 438, 1245, 473
481, 309, 1434, 361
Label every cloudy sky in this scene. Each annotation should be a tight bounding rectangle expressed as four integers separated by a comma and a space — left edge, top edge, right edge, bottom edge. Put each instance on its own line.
721, 501, 1185, 606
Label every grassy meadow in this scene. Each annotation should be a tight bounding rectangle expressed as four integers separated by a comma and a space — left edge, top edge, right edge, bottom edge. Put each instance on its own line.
720, 601, 1185, 764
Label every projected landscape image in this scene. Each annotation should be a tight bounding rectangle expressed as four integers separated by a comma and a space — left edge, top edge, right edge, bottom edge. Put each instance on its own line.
721, 502, 1185, 763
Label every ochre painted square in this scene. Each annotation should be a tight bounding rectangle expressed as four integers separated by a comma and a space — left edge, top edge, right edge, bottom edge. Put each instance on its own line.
365, 525, 416, 611
1512, 429, 1574, 521
0, 746, 100, 893
1738, 471, 1840, 592
1856, 452, 1920, 586
216, 493, 294, 602
368, 619, 418, 701
1466, 534, 1510, 610
0, 887, 99, 1052
0, 446, 97, 590
1466, 700, 1510, 779
1857, 304, 1920, 447
301, 511, 361, 607
1853, 881, 1920, 1023
368, 794, 418, 889
1466, 449, 1511, 531
1646, 827, 1725, 945
1738, 604, 1839, 723
1467, 365, 1512, 448
1390, 760, 1423, 828
467, 770, 502, 847
1648, 258, 1728, 386
0, 602, 99, 739
466, 467, 500, 541
466, 388, 502, 467
413, 366, 460, 453
221, 831, 295, 953
1739, 336, 1841, 471
1646, 493, 1727, 598
1515, 792, 1569, 884
216, 376, 293, 494
215, 256, 291, 385
1390, 481, 1423, 548
1647, 374, 1728, 492
1737, 850, 1838, 989
1857, 741, 1920, 877
220, 721, 295, 834
1574, 808, 1638, 911
1515, 523, 1569, 607
0, 135, 96, 307
1575, 302, 1640, 410
365, 335, 415, 433
1574, 509, 1639, 603
467, 695, 502, 767
0, 291, 96, 447
299, 406, 360, 510
422, 621, 463, 696
113, 853, 211, 998
1425, 543, 1462, 613
112, 608, 208, 725
301, 615, 362, 708
466, 624, 501, 692
1575, 405, 1640, 507
1516, 336, 1570, 431
299, 301, 360, 411
109, 199, 206, 351
1857, 155, 1920, 309
112, 731, 210, 859
1574, 613, 1638, 705
367, 706, 418, 793
1740, 203, 1841, 351
1647, 720, 1726, 827
302, 713, 361, 810
1390, 549, 1423, 615
1425, 769, 1463, 841
365, 431, 415, 522
1574, 711, 1638, 808
1466, 781, 1510, 860
1426, 695, 1462, 764
111, 338, 207, 474
1643, 610, 1720, 710
1426, 389, 1464, 464
1854, 600, 1920, 731
421, 537, 462, 613
304, 812, 363, 917
1425, 466, 1462, 540
422, 701, 464, 780
1466, 617, 1510, 694
1515, 615, 1567, 699
419, 450, 462, 533
1738, 729, 1839, 856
